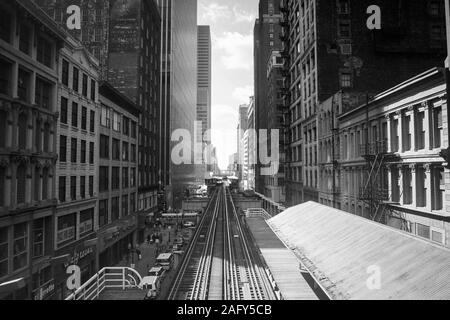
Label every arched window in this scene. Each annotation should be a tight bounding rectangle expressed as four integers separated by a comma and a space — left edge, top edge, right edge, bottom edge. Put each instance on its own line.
42, 167, 49, 200
43, 123, 50, 153
16, 164, 26, 204
18, 113, 27, 150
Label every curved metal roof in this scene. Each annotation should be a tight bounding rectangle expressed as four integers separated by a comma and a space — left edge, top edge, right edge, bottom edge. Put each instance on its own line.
268, 201, 450, 300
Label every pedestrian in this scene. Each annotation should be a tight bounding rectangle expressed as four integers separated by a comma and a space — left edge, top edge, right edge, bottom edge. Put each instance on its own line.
136, 248, 142, 260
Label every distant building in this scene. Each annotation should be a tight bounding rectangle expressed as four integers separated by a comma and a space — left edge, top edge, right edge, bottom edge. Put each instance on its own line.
246, 97, 257, 190
196, 26, 212, 180
97, 82, 139, 269
157, 0, 198, 209
237, 104, 249, 186
227, 153, 239, 174
278, 0, 447, 207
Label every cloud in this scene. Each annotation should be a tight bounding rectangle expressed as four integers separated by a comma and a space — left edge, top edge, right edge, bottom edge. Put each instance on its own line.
214, 31, 253, 70
232, 85, 254, 104
199, 2, 232, 23
233, 6, 256, 23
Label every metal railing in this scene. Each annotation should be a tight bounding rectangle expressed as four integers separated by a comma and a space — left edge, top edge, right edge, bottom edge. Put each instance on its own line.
65, 267, 143, 301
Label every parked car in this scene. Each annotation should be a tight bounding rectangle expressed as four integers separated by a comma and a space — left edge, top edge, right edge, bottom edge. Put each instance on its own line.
142, 276, 161, 300
148, 266, 166, 279
183, 221, 195, 228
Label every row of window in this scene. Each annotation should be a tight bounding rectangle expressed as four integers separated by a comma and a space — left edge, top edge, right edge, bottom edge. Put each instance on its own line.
58, 176, 94, 203
57, 209, 94, 247
100, 135, 137, 162
61, 59, 97, 101
59, 136, 95, 164
98, 194, 136, 228
100, 105, 137, 137
60, 98, 96, 132
99, 167, 137, 193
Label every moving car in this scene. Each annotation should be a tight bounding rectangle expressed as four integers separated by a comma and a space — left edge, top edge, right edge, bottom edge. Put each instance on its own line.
183, 221, 195, 228
142, 276, 161, 300
156, 253, 174, 271
148, 266, 166, 279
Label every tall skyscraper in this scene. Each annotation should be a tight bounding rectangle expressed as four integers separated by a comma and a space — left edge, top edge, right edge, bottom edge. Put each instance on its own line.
35, 0, 162, 241
254, 0, 282, 195
196, 25, 212, 180
157, 0, 198, 209
278, 0, 446, 207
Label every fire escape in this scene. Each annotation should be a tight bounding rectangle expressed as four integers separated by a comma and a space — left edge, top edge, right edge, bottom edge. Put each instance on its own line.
358, 111, 403, 228
279, 0, 291, 203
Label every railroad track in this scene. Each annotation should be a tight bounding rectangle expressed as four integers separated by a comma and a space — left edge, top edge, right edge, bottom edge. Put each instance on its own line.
168, 186, 276, 300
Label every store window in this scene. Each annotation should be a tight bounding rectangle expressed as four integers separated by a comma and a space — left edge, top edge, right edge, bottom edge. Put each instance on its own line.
57, 214, 76, 246
13, 223, 28, 271
80, 209, 94, 237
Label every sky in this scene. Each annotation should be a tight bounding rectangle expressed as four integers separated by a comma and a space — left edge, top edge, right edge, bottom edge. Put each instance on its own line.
198, 0, 259, 170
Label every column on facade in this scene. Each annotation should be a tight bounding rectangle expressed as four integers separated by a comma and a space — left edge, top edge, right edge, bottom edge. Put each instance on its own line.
27, 109, 33, 151
34, 164, 42, 203
11, 62, 19, 99
387, 165, 393, 201
425, 164, 432, 212
26, 163, 33, 204
423, 102, 431, 151
410, 164, 417, 208
3, 165, 11, 208
5, 106, 13, 149
30, 71, 36, 105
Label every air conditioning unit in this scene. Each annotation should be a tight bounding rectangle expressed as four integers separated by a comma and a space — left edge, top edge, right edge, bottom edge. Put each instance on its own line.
340, 44, 352, 55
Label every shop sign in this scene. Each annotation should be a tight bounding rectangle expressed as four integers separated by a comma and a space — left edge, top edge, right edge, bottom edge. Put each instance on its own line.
63, 246, 95, 269
33, 280, 55, 301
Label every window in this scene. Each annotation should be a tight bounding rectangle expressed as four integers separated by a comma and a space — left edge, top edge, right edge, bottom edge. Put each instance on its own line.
81, 140, 86, 164
36, 36, 52, 68
35, 78, 52, 110
72, 102, 78, 127
61, 97, 68, 124
70, 176, 77, 201
338, 20, 351, 38
122, 142, 129, 161
82, 74, 88, 97
60, 135, 67, 162
123, 117, 129, 136
340, 71, 352, 88
130, 193, 136, 214
80, 209, 94, 236
111, 197, 120, 221
89, 176, 94, 197
433, 107, 442, 148
90, 111, 95, 133
0, 60, 11, 96
417, 111, 425, 150
81, 107, 87, 130
112, 139, 120, 160
417, 223, 430, 240
89, 142, 95, 164
18, 69, 30, 103
122, 195, 129, 217
13, 223, 28, 270
80, 176, 86, 199
99, 200, 108, 227
433, 167, 444, 211
131, 168, 136, 188
338, 0, 349, 14
71, 138, 77, 163
57, 214, 76, 245
403, 167, 412, 205
0, 227, 8, 278
404, 115, 411, 151
91, 80, 96, 101
62, 60, 69, 86
72, 67, 79, 92
416, 167, 426, 207
32, 219, 44, 258
131, 144, 136, 163
16, 165, 26, 204
112, 167, 120, 190
101, 105, 110, 127
122, 168, 129, 189
59, 176, 66, 203
99, 167, 109, 192
113, 112, 121, 132
0, 9, 12, 43
131, 121, 137, 139
100, 135, 109, 159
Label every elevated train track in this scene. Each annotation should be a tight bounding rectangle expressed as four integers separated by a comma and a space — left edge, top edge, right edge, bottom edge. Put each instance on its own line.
168, 186, 276, 300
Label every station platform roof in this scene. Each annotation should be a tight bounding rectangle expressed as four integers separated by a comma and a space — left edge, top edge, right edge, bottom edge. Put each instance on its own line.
246, 216, 319, 300
268, 202, 450, 300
